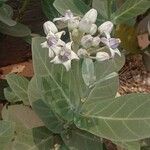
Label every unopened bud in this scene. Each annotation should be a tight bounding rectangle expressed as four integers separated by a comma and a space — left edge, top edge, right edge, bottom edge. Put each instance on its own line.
96, 52, 110, 61
83, 9, 97, 23
78, 18, 92, 33
77, 48, 88, 57
98, 21, 113, 35
92, 36, 100, 47
81, 35, 93, 48
90, 24, 97, 35
43, 21, 58, 35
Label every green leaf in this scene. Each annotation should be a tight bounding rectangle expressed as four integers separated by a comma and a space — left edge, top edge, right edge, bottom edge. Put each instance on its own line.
53, 0, 105, 24
4, 87, 21, 103
111, 0, 150, 24
32, 99, 64, 133
61, 128, 103, 150
82, 58, 96, 86
41, 0, 59, 20
92, 0, 110, 19
81, 73, 119, 108
115, 141, 141, 150
28, 76, 65, 133
6, 73, 29, 105
94, 54, 125, 79
53, 0, 89, 16
6, 126, 55, 150
0, 22, 31, 37
2, 105, 56, 150
0, 120, 15, 150
74, 93, 150, 142
0, 4, 16, 26
32, 37, 86, 121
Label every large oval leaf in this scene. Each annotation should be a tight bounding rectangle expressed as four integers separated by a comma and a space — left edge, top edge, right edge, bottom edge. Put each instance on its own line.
32, 37, 87, 122
0, 4, 16, 26
111, 0, 150, 24
0, 120, 15, 150
6, 73, 29, 105
75, 93, 150, 142
0, 22, 31, 37
61, 128, 103, 150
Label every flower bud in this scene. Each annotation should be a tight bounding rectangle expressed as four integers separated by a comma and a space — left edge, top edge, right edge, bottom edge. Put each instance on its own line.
98, 21, 113, 35
96, 52, 110, 61
83, 9, 97, 23
90, 24, 97, 35
78, 18, 92, 33
81, 35, 93, 48
77, 48, 88, 57
68, 19, 79, 31
43, 21, 58, 35
92, 36, 100, 47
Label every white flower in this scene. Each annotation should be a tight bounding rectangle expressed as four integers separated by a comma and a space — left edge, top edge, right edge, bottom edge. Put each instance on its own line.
101, 37, 121, 57
43, 21, 58, 35
41, 30, 65, 58
53, 10, 78, 23
81, 35, 93, 48
98, 21, 113, 38
96, 52, 110, 61
51, 42, 79, 71
82, 9, 97, 24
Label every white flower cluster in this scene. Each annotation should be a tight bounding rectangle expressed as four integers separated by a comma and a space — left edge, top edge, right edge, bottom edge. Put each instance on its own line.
41, 9, 121, 71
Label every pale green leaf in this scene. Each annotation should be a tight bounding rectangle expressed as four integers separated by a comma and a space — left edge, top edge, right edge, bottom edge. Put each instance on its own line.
115, 141, 141, 150
53, 0, 105, 24
61, 128, 103, 150
82, 58, 95, 86
32, 99, 64, 133
0, 4, 16, 26
92, 0, 113, 19
94, 54, 125, 79
4, 87, 21, 103
111, 0, 150, 24
6, 73, 29, 105
32, 37, 87, 122
53, 0, 89, 16
75, 93, 150, 142
0, 120, 15, 150
0, 22, 31, 37
81, 73, 119, 107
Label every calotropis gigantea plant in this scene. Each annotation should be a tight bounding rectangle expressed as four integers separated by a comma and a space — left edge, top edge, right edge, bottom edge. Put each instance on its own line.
1, 9, 150, 150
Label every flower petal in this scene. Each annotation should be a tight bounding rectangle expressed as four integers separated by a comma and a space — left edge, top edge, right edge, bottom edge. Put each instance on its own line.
65, 42, 72, 50
71, 51, 79, 60
43, 21, 58, 35
55, 31, 66, 39
48, 48, 55, 58
63, 60, 71, 71
50, 56, 62, 64
101, 37, 109, 46
51, 46, 62, 55
41, 41, 48, 48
